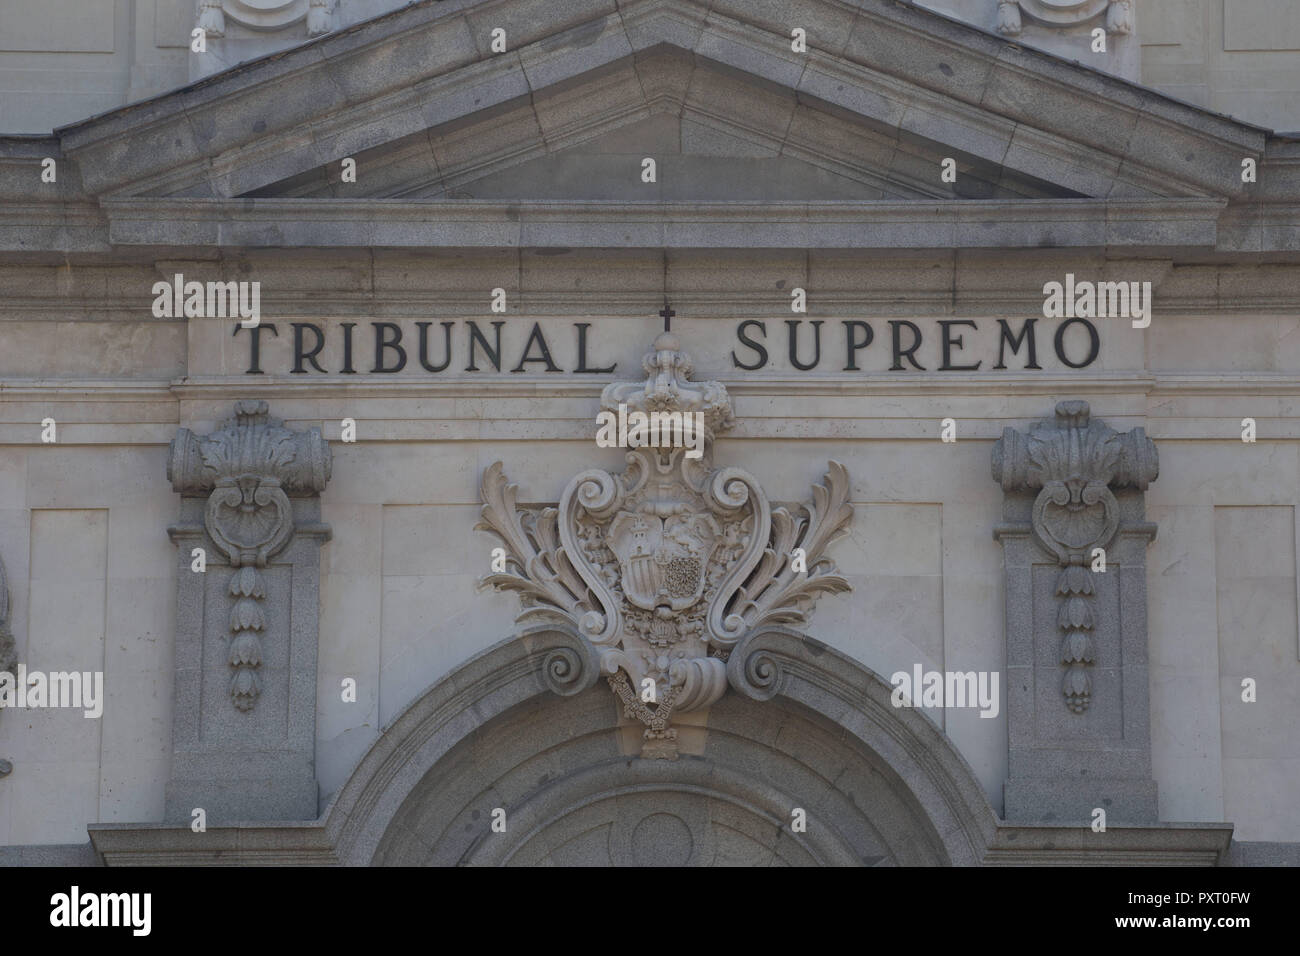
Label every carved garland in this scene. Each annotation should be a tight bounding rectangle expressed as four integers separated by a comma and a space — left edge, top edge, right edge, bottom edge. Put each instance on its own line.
169, 401, 331, 711
993, 401, 1157, 712
477, 332, 853, 757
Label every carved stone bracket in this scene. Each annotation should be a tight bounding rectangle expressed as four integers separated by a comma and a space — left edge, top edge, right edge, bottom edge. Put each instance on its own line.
169, 400, 330, 711
993, 400, 1156, 712
164, 399, 332, 823
996, 0, 1132, 37
478, 332, 853, 758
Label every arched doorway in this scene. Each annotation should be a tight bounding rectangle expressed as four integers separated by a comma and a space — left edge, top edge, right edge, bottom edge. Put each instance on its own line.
324, 629, 997, 866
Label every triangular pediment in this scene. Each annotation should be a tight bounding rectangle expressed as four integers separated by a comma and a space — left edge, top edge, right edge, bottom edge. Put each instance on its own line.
45, 0, 1273, 251
238, 49, 1085, 202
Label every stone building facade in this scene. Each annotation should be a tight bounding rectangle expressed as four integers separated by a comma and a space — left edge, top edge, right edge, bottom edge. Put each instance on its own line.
0, 0, 1297, 865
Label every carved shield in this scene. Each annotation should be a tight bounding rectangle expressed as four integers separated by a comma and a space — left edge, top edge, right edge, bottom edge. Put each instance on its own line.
607, 510, 720, 612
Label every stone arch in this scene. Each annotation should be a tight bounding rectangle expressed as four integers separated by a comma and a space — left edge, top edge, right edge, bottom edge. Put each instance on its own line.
324, 628, 998, 866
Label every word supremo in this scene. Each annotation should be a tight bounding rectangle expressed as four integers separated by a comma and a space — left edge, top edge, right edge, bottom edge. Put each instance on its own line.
0, 666, 103, 718
1043, 273, 1152, 329
890, 665, 999, 718
595, 403, 705, 459
50, 886, 151, 936
152, 272, 260, 327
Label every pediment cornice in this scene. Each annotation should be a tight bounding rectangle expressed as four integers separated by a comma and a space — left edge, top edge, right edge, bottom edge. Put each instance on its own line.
49, 0, 1268, 205
98, 196, 1226, 250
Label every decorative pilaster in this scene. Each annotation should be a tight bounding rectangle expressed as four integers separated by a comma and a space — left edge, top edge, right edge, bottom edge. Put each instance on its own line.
165, 401, 331, 822
992, 401, 1159, 823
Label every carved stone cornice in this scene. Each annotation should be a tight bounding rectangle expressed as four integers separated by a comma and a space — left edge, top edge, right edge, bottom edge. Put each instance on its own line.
993, 400, 1157, 712
168, 400, 331, 711
94, 198, 1230, 251
478, 333, 853, 757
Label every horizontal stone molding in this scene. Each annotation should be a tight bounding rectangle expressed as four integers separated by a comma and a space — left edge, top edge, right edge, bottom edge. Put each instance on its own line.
4, 370, 1300, 400
5, 376, 1300, 443
0, 198, 1289, 254
984, 823, 1234, 866
88, 822, 338, 866
98, 198, 1227, 250
82, 821, 1237, 866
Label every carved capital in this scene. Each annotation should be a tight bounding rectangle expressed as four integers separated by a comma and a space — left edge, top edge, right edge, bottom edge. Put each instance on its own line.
994, 400, 1156, 564
169, 400, 330, 499
478, 333, 852, 757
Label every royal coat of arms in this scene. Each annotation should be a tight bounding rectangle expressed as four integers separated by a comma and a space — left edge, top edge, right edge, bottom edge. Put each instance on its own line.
477, 331, 853, 757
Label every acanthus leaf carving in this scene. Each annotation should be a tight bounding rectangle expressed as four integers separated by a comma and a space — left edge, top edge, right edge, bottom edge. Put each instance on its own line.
731, 462, 854, 633
478, 332, 853, 757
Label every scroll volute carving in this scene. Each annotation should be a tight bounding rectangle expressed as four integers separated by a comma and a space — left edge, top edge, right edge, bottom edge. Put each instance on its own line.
169, 401, 331, 711
478, 333, 853, 758
993, 401, 1157, 712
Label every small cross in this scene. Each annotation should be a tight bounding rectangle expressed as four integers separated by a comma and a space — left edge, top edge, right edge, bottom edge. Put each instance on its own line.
659, 300, 675, 332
